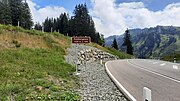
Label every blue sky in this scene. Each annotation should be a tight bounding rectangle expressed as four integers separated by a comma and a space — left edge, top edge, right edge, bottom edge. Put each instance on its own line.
116, 0, 180, 11
32, 0, 92, 11
32, 0, 180, 11
28, 0, 180, 37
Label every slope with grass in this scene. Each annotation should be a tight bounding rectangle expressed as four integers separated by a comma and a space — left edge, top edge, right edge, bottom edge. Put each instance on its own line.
0, 24, 131, 100
0, 24, 79, 100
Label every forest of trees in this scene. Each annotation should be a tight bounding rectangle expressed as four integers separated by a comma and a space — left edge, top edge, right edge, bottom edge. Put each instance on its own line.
0, 0, 104, 45
0, 0, 33, 29
34, 4, 105, 45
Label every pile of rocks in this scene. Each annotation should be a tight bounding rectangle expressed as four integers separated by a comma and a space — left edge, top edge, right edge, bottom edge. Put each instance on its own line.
76, 46, 118, 65
65, 44, 127, 101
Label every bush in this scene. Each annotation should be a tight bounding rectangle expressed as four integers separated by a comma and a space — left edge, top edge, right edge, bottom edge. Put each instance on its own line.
12, 40, 21, 48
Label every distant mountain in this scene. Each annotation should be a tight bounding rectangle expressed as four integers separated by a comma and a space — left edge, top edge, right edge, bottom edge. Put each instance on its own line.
105, 26, 180, 58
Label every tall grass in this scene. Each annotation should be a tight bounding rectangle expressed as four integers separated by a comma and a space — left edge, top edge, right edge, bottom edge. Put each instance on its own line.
0, 24, 80, 100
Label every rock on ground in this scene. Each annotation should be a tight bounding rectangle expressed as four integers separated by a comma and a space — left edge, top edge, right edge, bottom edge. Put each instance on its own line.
65, 44, 128, 101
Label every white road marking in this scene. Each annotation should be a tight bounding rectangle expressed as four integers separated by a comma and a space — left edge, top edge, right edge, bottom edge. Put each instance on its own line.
153, 62, 158, 64
105, 62, 137, 101
160, 63, 166, 66
173, 65, 178, 70
127, 60, 180, 83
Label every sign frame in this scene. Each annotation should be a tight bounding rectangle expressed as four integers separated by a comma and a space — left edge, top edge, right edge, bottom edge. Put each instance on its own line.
72, 36, 91, 44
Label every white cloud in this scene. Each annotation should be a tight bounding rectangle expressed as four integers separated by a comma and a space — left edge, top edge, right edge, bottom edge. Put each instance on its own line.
27, 0, 180, 37
27, 0, 68, 24
90, 0, 180, 37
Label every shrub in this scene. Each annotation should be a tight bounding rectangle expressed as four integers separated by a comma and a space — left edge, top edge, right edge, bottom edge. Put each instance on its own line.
12, 40, 21, 48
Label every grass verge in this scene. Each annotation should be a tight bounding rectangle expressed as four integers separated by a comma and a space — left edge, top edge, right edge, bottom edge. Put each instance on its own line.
0, 24, 80, 100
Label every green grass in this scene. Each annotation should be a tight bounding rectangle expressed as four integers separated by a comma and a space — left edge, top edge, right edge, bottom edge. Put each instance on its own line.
0, 48, 80, 100
0, 24, 45, 36
0, 24, 132, 100
0, 24, 80, 100
161, 53, 180, 63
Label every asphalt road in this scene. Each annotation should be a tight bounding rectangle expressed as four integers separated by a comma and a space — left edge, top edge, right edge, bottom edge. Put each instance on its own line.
106, 59, 180, 101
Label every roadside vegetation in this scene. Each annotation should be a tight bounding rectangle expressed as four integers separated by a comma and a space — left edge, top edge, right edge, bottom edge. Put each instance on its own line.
161, 53, 180, 63
0, 24, 80, 100
0, 24, 131, 100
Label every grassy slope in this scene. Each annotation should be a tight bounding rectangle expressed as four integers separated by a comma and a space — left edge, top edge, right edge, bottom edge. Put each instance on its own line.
0, 24, 131, 100
0, 25, 79, 100
162, 53, 180, 63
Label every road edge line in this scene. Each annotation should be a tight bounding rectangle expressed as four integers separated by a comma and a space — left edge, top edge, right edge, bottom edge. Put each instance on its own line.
105, 61, 137, 101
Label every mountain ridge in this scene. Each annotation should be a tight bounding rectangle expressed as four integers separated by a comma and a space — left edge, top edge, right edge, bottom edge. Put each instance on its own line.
105, 25, 180, 58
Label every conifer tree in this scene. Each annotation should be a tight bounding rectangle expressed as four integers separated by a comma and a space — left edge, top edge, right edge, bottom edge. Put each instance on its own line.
34, 22, 42, 30
112, 37, 118, 50
20, 1, 33, 29
122, 29, 133, 55
9, 0, 23, 26
43, 18, 53, 32
71, 4, 97, 42
0, 0, 11, 25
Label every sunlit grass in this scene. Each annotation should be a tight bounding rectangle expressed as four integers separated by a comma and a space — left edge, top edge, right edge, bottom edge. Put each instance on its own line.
0, 24, 80, 100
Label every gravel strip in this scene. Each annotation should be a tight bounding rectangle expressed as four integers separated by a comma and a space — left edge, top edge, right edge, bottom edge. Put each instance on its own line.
65, 44, 128, 101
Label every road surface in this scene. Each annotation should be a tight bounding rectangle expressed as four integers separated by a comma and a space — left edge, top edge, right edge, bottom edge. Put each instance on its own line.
106, 59, 180, 101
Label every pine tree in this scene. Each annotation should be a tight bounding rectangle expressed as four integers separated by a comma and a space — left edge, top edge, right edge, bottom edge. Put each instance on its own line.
62, 13, 69, 35
112, 37, 118, 50
9, 0, 23, 26
43, 17, 53, 32
56, 14, 63, 33
71, 4, 97, 42
0, 0, 33, 28
60, 13, 69, 35
97, 33, 105, 46
20, 1, 33, 29
72, 4, 90, 36
52, 18, 57, 32
34, 22, 42, 30
89, 17, 96, 42
0, 0, 12, 25
122, 29, 133, 55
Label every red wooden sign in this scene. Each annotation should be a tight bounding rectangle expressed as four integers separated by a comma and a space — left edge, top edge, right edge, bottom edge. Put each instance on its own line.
72, 37, 91, 44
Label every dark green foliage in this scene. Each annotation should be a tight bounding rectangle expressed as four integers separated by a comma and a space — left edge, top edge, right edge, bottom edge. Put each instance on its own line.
0, 0, 33, 29
43, 17, 53, 32
60, 13, 69, 35
41, 4, 105, 46
71, 4, 95, 37
9, 0, 23, 26
34, 22, 42, 30
20, 1, 33, 29
43, 13, 69, 35
97, 33, 105, 46
70, 4, 104, 44
0, 0, 12, 25
12, 39, 21, 48
122, 29, 133, 55
112, 38, 118, 50
162, 53, 180, 63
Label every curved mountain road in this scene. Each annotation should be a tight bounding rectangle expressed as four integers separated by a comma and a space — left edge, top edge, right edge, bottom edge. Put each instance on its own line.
106, 59, 180, 101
